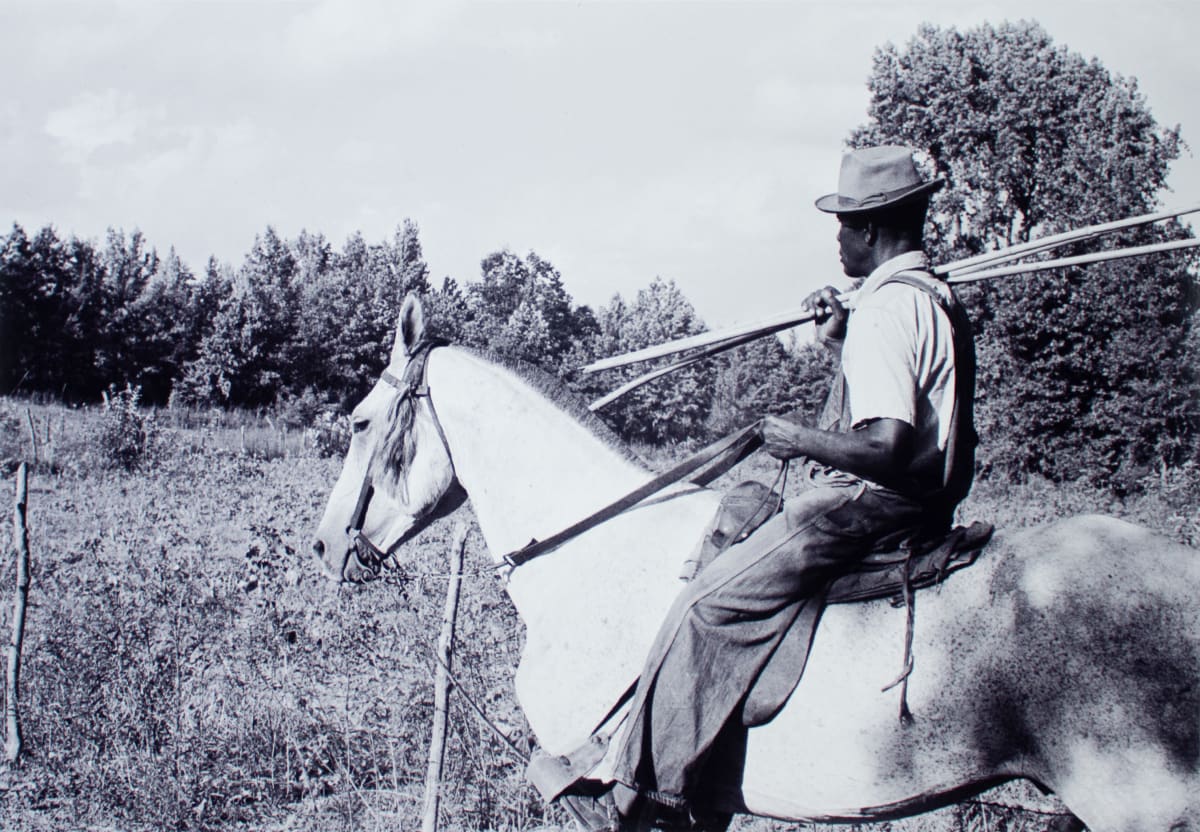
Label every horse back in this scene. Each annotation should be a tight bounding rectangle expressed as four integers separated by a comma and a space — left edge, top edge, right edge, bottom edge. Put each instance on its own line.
737, 514, 1200, 821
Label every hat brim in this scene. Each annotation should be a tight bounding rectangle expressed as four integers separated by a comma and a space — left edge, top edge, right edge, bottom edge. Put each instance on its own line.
815, 178, 945, 214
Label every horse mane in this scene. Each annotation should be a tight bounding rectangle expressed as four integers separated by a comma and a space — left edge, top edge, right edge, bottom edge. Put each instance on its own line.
463, 347, 645, 467
371, 344, 645, 487
372, 386, 420, 499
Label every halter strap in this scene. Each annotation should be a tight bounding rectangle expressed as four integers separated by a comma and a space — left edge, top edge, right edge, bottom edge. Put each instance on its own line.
346, 339, 453, 578
380, 338, 455, 469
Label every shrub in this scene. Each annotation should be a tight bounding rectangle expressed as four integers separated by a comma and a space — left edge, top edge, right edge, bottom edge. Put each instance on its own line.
308, 410, 350, 458
0, 402, 24, 474
276, 387, 328, 431
92, 383, 156, 470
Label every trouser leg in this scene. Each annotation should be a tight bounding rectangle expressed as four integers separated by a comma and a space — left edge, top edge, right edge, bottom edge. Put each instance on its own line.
611, 484, 873, 807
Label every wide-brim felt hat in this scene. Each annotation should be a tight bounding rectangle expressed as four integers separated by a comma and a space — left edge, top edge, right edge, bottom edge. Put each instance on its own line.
815, 145, 945, 214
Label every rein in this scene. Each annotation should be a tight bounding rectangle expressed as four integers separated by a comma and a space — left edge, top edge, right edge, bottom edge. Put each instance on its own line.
501, 421, 764, 568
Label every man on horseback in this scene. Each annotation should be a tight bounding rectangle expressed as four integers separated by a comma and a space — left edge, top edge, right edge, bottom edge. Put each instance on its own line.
567, 146, 979, 830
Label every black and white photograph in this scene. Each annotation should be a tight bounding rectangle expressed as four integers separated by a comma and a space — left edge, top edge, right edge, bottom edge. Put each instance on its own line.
1, 1, 1197, 830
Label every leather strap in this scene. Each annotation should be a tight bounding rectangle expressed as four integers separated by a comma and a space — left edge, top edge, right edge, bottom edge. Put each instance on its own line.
872, 270, 978, 522
380, 341, 455, 473
502, 422, 763, 568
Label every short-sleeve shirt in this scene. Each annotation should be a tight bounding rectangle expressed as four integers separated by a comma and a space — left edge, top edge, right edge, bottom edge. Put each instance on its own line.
840, 251, 957, 489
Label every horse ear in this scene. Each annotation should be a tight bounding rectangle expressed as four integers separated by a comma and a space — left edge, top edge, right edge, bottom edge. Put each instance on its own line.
392, 293, 426, 363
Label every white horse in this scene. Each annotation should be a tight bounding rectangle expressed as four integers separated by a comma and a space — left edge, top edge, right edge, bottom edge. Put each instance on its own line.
314, 296, 1200, 831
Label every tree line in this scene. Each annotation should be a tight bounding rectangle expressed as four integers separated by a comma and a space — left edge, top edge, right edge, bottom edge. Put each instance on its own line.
2, 20, 1197, 490
0, 219, 829, 444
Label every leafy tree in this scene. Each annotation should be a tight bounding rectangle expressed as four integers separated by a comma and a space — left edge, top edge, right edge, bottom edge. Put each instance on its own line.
288, 230, 338, 394
381, 219, 432, 298
706, 337, 837, 437
57, 235, 110, 400
852, 20, 1198, 488
126, 248, 199, 404
94, 228, 160, 388
302, 223, 432, 405
466, 250, 577, 369
176, 227, 299, 407
421, 277, 472, 344
592, 278, 715, 444
0, 224, 61, 394
174, 286, 253, 406
297, 230, 374, 401
490, 298, 557, 365
176, 222, 434, 408
0, 226, 113, 400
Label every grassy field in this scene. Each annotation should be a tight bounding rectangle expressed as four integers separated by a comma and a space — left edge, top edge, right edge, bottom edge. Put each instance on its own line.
0, 397, 1195, 831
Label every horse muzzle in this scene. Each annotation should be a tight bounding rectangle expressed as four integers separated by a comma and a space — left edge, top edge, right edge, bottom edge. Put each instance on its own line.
311, 536, 382, 584
346, 531, 388, 583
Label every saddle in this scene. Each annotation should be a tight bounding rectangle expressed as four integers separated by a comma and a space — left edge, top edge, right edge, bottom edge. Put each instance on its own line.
682, 480, 994, 606
688, 480, 994, 729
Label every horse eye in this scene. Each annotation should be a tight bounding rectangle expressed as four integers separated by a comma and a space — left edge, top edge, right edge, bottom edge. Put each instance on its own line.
351, 419, 370, 434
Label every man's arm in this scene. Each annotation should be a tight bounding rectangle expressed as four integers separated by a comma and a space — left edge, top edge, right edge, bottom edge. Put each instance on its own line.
760, 415, 914, 485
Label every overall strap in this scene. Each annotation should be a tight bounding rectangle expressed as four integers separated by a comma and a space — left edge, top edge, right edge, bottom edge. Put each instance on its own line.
881, 270, 978, 519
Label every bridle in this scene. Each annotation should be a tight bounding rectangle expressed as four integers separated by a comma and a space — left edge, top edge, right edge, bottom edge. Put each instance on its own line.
344, 339, 456, 581
340, 338, 767, 580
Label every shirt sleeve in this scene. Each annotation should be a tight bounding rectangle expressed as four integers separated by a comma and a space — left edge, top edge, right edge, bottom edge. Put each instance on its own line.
841, 291, 918, 429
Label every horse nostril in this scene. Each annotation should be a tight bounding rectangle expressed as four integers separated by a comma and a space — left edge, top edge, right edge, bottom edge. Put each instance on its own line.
312, 540, 325, 559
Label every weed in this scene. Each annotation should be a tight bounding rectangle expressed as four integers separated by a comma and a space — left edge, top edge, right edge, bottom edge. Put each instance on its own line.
0, 402, 24, 474
92, 384, 156, 471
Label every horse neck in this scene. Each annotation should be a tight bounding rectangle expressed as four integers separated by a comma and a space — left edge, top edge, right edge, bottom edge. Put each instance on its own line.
426, 348, 650, 558
424, 349, 723, 748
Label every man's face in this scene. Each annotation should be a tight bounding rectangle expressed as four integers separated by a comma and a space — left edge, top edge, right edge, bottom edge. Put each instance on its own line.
836, 217, 871, 278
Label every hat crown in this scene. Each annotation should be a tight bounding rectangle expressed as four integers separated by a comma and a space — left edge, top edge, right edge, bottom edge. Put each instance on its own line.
814, 145, 943, 214
838, 145, 923, 201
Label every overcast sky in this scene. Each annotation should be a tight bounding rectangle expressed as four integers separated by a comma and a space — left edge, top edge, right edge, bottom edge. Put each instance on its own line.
3, 0, 1197, 331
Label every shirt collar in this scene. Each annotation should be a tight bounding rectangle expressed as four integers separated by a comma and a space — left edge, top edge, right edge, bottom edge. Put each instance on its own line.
858, 250, 931, 298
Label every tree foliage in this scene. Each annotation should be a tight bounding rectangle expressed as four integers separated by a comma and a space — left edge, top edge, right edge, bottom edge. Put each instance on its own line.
464, 249, 579, 368
1, 219, 834, 449
707, 337, 837, 437
852, 21, 1198, 488
582, 278, 717, 444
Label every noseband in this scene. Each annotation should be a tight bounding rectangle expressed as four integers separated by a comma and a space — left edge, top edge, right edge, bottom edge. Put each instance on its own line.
345, 339, 453, 580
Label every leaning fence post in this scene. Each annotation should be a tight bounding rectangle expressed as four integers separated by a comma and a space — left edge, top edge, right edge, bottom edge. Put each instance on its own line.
422, 520, 469, 832
7, 463, 31, 764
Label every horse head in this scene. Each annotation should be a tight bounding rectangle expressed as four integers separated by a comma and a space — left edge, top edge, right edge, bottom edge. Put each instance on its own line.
313, 294, 462, 583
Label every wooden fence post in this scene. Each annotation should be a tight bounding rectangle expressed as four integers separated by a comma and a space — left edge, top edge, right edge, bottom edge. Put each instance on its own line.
421, 520, 469, 832
24, 410, 37, 470
7, 463, 31, 764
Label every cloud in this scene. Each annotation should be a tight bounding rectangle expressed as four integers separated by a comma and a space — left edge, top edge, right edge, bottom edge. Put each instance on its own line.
281, 0, 466, 70
44, 89, 153, 163
750, 77, 868, 141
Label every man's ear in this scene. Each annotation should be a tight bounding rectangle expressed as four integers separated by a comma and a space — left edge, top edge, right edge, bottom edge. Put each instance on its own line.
864, 220, 879, 246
